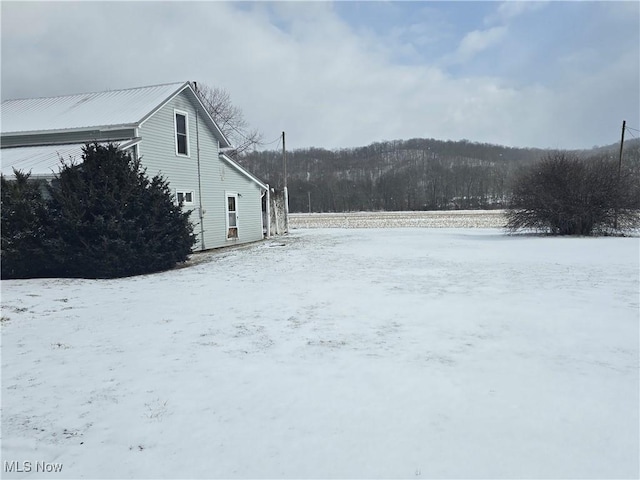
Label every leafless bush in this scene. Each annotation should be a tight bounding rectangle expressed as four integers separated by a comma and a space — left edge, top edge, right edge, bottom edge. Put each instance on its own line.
505, 152, 639, 235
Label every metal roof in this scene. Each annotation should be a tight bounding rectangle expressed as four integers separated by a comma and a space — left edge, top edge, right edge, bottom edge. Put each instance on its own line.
1, 139, 141, 178
1, 82, 187, 135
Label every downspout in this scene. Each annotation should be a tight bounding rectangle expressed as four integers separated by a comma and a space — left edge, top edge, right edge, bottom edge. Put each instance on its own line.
195, 109, 205, 250
134, 127, 140, 160
260, 189, 265, 238
265, 184, 271, 238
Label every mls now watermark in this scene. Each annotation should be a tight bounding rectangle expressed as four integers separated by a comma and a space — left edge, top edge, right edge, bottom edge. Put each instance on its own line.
4, 461, 64, 473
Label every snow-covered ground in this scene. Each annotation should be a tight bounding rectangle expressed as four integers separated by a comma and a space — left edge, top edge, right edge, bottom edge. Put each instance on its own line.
1, 228, 638, 479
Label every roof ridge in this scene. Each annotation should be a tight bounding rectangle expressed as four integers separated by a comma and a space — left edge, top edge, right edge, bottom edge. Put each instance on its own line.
2, 81, 188, 103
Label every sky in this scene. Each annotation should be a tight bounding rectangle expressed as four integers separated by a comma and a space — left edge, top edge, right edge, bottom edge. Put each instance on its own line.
1, 1, 639, 151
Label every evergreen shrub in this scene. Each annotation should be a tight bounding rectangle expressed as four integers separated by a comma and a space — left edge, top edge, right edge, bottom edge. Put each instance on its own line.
1, 171, 52, 278
1, 143, 195, 279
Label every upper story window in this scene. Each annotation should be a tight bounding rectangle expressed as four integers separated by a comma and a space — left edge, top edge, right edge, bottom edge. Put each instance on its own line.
174, 110, 189, 156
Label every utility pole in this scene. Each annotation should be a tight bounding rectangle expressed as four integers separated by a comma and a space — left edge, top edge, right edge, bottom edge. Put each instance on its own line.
282, 131, 287, 190
282, 131, 289, 233
614, 120, 626, 229
618, 120, 626, 177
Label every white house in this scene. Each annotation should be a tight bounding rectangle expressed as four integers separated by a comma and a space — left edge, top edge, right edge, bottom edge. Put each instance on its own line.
1, 81, 270, 251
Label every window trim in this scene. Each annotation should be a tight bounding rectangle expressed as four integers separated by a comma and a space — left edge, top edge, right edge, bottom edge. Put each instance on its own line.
176, 190, 195, 206
174, 109, 190, 157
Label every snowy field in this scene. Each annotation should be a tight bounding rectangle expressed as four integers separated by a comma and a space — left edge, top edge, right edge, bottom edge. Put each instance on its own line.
1, 228, 639, 479
289, 210, 505, 229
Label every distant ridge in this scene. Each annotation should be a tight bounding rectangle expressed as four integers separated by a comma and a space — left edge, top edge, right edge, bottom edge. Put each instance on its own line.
238, 136, 639, 213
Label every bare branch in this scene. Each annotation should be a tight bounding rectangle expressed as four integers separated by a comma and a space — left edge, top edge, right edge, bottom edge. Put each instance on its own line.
191, 82, 261, 152
505, 152, 640, 235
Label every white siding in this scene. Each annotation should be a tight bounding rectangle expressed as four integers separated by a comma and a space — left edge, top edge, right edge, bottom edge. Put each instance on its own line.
138, 91, 263, 250
215, 161, 264, 247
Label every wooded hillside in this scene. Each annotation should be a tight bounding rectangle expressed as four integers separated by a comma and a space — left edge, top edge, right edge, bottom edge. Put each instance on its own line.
236, 137, 640, 213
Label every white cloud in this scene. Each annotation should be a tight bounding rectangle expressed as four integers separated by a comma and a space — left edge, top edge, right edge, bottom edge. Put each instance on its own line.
446, 1, 547, 66
451, 26, 508, 63
485, 1, 548, 25
0, 2, 637, 151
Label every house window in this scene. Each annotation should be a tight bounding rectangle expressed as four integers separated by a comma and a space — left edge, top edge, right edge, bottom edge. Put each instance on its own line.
176, 190, 194, 205
226, 193, 238, 239
174, 110, 189, 156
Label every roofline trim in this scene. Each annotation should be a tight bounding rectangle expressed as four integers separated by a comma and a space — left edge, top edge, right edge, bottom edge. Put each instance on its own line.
2, 172, 57, 181
1, 137, 140, 150
1, 140, 142, 180
1, 124, 138, 138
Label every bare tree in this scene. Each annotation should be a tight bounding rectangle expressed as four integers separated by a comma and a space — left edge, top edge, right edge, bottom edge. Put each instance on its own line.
190, 82, 262, 156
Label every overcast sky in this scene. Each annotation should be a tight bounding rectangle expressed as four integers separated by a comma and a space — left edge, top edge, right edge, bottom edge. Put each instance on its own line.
2, 1, 639, 150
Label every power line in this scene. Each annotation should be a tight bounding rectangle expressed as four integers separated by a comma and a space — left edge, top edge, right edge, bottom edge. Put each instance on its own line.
224, 121, 257, 143
257, 134, 282, 147
194, 86, 283, 150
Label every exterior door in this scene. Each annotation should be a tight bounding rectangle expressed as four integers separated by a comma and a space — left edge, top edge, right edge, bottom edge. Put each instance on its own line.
226, 194, 238, 239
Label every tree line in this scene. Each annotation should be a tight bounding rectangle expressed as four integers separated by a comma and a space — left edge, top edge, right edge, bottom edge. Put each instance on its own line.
236, 137, 640, 213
